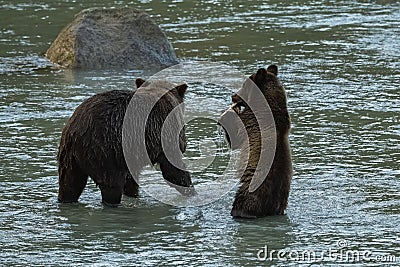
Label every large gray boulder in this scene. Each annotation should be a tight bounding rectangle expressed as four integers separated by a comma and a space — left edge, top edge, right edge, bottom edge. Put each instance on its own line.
45, 7, 178, 70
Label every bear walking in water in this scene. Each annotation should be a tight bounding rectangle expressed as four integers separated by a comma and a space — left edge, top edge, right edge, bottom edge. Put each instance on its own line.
57, 78, 195, 206
219, 65, 292, 218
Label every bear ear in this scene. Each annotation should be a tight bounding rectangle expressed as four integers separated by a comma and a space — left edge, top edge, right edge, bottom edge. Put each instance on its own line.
231, 93, 243, 103
231, 93, 239, 103
266, 65, 278, 76
174, 83, 188, 98
135, 78, 146, 88
253, 68, 268, 83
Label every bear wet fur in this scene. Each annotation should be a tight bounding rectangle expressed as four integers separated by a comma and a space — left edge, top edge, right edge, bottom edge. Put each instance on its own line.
220, 65, 292, 218
57, 78, 195, 206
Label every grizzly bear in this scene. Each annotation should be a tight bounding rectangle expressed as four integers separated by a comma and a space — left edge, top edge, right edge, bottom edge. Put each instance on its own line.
57, 78, 195, 206
219, 65, 292, 218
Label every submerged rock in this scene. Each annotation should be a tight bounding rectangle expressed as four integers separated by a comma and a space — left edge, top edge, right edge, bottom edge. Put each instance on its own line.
45, 7, 178, 70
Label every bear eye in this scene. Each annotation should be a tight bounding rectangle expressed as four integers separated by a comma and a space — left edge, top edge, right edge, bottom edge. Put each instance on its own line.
233, 103, 246, 114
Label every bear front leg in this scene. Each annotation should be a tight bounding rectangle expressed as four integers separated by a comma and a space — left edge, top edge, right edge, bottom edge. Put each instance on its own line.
157, 153, 196, 196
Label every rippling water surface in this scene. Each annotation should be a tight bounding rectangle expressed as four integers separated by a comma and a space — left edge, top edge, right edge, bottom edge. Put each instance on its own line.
1, 1, 399, 266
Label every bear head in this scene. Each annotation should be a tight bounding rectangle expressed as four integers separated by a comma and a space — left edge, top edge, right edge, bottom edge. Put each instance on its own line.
218, 65, 289, 150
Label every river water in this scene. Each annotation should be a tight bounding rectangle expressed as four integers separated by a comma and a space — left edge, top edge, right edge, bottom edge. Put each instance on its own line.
1, 0, 399, 266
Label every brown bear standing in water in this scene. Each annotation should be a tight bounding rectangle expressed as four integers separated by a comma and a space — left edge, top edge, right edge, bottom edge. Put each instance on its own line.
219, 65, 292, 218
57, 78, 195, 206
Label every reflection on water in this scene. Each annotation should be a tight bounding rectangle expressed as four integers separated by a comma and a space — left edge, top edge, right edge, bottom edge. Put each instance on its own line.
1, 0, 399, 266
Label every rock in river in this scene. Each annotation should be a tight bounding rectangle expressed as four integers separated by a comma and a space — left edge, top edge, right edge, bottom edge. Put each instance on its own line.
45, 7, 178, 70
